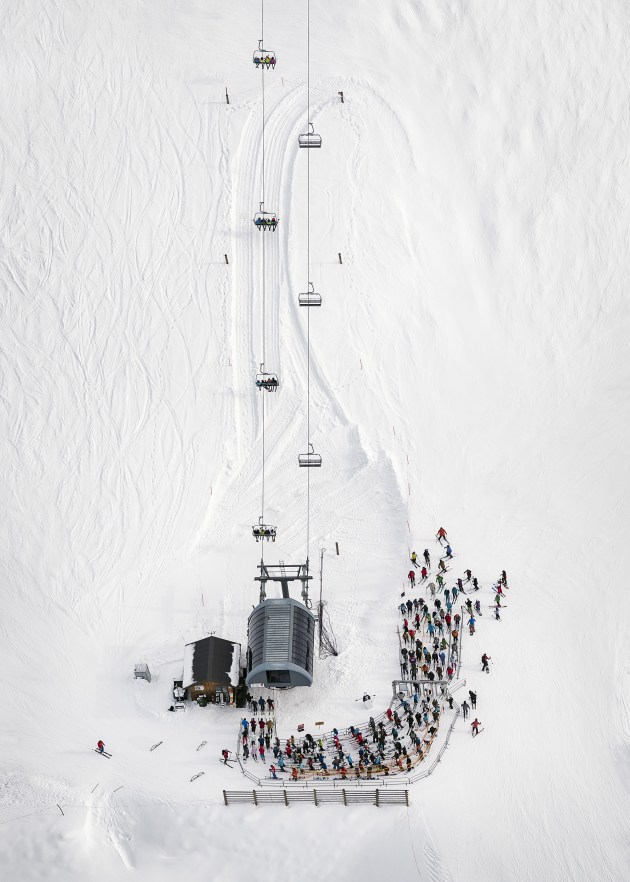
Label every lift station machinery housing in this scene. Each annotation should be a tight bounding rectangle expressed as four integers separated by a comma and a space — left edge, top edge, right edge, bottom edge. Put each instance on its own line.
246, 562, 316, 688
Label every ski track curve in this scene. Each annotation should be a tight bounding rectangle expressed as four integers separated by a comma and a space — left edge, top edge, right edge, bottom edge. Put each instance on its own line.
216, 77, 369, 546
212, 74, 420, 562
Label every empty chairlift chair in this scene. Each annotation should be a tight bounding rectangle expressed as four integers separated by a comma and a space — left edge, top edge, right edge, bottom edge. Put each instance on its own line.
253, 41, 276, 69
253, 202, 278, 232
298, 282, 322, 307
256, 363, 279, 391
252, 516, 277, 542
298, 443, 322, 468
298, 122, 322, 149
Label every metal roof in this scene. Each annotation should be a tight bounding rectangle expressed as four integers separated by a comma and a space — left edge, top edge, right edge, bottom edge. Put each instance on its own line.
183, 635, 240, 688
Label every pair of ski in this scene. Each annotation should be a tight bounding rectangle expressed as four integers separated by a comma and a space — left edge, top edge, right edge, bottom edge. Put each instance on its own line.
94, 750, 112, 758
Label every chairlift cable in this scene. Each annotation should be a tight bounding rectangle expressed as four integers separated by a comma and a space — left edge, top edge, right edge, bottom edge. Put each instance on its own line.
261, 0, 267, 550
306, 0, 311, 571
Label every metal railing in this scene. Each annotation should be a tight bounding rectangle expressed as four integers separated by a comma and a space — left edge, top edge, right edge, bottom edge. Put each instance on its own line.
235, 679, 467, 789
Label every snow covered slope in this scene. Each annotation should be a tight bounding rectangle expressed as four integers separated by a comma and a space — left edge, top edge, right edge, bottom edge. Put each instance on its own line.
1, 0, 629, 879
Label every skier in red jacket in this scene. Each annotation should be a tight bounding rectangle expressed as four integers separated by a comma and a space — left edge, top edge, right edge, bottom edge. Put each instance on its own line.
97, 740, 105, 754
471, 719, 481, 736
436, 527, 447, 543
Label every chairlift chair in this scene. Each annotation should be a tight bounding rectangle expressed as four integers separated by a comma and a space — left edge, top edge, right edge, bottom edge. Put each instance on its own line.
255, 363, 279, 391
253, 41, 277, 69
298, 122, 322, 149
298, 443, 322, 468
252, 516, 277, 542
298, 282, 322, 307
253, 202, 279, 232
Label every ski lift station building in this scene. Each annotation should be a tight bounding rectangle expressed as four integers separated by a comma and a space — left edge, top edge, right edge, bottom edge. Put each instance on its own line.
183, 635, 241, 703
246, 597, 315, 688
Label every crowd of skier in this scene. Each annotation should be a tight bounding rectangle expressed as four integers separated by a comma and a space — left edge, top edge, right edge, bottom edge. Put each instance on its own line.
94, 529, 507, 770
231, 526, 509, 779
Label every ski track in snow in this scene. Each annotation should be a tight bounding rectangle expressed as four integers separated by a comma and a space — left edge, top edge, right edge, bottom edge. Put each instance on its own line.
423, 841, 452, 882
203, 73, 411, 563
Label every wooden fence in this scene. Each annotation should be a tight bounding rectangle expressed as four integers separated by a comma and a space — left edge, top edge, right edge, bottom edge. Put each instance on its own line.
223, 788, 409, 807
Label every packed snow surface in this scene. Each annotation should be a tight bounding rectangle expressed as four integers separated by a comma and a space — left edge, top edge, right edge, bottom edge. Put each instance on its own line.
1, 0, 630, 880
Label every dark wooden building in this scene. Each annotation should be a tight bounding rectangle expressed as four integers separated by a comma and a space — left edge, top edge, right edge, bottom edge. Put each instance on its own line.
183, 636, 241, 703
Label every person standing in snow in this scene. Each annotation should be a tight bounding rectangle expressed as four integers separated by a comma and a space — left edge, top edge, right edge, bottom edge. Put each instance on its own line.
420, 566, 428, 581
494, 606, 501, 620
221, 749, 230, 764
469, 690, 477, 709
423, 549, 431, 567
481, 653, 491, 672
445, 544, 453, 559
468, 616, 476, 635
461, 700, 470, 719
465, 569, 472, 581
411, 551, 418, 568
436, 527, 447, 543
501, 569, 508, 586
471, 719, 481, 736
428, 581, 436, 597
97, 740, 105, 754
408, 570, 416, 588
